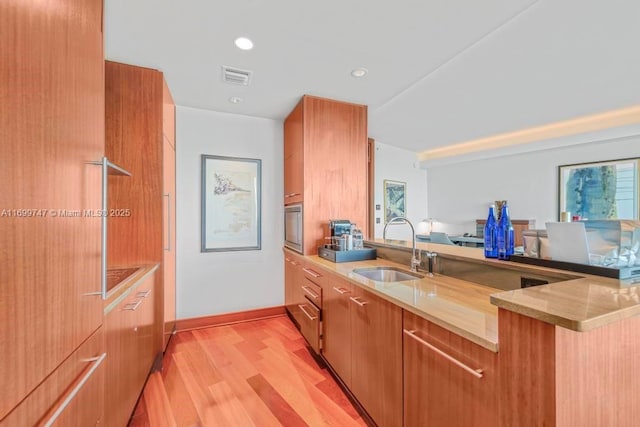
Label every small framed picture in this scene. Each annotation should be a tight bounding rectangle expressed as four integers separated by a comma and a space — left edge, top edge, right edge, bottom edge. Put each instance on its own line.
201, 155, 261, 252
383, 180, 406, 224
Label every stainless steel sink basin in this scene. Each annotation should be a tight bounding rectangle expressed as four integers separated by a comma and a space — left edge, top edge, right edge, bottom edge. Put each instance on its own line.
353, 267, 423, 282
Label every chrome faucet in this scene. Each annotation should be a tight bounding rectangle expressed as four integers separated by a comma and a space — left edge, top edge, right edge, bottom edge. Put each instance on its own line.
383, 216, 421, 272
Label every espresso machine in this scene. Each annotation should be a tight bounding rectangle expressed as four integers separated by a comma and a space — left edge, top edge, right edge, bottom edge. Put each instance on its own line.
319, 219, 375, 262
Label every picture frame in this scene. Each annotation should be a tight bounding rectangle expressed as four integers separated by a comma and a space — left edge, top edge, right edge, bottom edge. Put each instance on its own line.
383, 179, 406, 224
558, 157, 639, 221
201, 155, 261, 252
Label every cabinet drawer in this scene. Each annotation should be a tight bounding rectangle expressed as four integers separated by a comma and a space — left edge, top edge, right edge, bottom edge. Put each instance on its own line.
403, 310, 498, 427
1, 327, 105, 426
297, 302, 321, 354
301, 276, 322, 309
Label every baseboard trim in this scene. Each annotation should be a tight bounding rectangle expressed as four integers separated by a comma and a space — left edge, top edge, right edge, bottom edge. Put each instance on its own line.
175, 306, 286, 332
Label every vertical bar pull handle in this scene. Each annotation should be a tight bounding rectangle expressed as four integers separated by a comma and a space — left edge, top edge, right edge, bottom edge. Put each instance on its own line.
164, 193, 171, 251
100, 157, 108, 299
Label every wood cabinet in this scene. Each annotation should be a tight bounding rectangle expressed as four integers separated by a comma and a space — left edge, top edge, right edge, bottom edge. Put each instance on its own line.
319, 270, 402, 426
477, 219, 536, 247
403, 310, 498, 427
0, 0, 105, 420
104, 272, 157, 427
105, 61, 176, 357
283, 96, 368, 254
350, 286, 403, 427
284, 250, 305, 324
284, 101, 304, 205
322, 276, 353, 385
162, 80, 177, 349
1, 328, 105, 426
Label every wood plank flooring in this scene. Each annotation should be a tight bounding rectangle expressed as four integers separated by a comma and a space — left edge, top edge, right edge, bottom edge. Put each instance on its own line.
129, 316, 367, 426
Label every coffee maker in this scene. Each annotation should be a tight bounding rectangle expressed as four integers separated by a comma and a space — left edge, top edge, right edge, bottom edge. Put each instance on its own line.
328, 219, 352, 251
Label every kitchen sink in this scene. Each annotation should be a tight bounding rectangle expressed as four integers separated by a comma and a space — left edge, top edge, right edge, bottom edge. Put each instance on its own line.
353, 266, 423, 282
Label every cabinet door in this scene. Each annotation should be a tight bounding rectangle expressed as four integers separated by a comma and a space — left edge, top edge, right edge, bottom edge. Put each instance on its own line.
322, 276, 353, 387
403, 311, 498, 427
0, 328, 105, 426
0, 0, 104, 418
163, 134, 176, 349
105, 291, 143, 427
350, 287, 403, 427
135, 276, 157, 385
283, 100, 303, 205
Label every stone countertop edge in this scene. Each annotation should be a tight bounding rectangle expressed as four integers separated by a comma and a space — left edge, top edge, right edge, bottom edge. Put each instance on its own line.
303, 254, 500, 352
367, 239, 640, 333
103, 263, 160, 314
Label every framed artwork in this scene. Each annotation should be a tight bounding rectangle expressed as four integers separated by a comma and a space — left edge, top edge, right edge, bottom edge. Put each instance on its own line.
558, 157, 639, 221
201, 155, 261, 252
383, 179, 406, 224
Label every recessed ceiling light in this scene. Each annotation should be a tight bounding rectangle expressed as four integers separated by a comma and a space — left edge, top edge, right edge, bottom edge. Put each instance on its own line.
229, 96, 243, 104
234, 37, 254, 50
351, 67, 368, 78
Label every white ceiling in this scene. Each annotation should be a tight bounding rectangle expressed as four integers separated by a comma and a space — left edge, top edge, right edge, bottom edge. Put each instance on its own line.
105, 0, 640, 153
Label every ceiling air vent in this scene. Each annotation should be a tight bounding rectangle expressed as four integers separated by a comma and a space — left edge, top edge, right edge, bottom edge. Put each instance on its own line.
221, 66, 252, 86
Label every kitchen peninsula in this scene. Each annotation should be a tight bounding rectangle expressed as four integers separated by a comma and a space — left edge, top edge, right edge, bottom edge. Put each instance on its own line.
285, 239, 640, 427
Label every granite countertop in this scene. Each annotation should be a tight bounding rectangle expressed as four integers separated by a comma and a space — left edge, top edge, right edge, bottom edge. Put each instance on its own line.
304, 254, 500, 352
300, 239, 640, 351
367, 239, 640, 332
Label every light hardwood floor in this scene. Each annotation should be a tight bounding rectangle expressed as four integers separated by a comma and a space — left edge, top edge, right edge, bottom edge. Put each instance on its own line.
129, 316, 367, 426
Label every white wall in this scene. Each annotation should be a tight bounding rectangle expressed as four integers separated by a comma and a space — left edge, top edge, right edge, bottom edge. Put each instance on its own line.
176, 106, 284, 319
374, 141, 428, 240
426, 136, 640, 235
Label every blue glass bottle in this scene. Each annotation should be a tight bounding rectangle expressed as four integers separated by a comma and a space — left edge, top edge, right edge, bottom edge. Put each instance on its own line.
484, 205, 498, 258
496, 203, 514, 260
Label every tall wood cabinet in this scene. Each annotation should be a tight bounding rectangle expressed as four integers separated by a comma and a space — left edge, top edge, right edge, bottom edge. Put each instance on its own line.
283, 95, 368, 254
105, 61, 177, 355
163, 79, 177, 349
0, 0, 105, 423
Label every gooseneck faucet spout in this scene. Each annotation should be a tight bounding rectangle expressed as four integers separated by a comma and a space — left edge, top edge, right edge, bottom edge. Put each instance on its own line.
383, 216, 421, 272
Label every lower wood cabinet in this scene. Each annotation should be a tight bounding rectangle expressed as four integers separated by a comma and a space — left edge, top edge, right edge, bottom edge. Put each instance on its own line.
323, 276, 353, 386
321, 273, 402, 427
350, 286, 403, 427
403, 310, 498, 427
0, 327, 105, 426
104, 272, 157, 427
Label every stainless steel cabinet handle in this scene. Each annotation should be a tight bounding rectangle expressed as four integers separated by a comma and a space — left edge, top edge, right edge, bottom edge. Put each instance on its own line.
298, 304, 318, 321
136, 289, 151, 298
42, 352, 107, 427
123, 299, 143, 311
284, 192, 300, 198
302, 267, 321, 278
285, 257, 291, 262
332, 286, 350, 294
301, 286, 319, 300
403, 329, 484, 379
163, 193, 171, 251
349, 296, 369, 307
90, 157, 132, 299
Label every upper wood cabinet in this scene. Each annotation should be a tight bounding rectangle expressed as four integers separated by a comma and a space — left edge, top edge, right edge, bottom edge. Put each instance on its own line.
283, 96, 368, 254
284, 101, 304, 205
105, 61, 176, 357
0, 0, 104, 419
